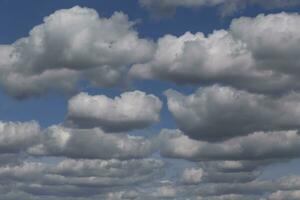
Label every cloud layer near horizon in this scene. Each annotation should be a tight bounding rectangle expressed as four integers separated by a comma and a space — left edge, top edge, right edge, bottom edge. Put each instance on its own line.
2, 119, 300, 199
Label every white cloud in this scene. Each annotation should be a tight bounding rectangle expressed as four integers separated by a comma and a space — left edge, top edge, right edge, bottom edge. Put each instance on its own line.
66, 91, 162, 132
0, 121, 41, 153
230, 12, 300, 74
201, 160, 272, 173
182, 167, 204, 184
0, 6, 154, 98
131, 12, 300, 94
28, 126, 154, 159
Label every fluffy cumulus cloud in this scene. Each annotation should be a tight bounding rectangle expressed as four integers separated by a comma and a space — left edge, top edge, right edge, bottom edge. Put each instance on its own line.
158, 129, 300, 161
165, 85, 300, 141
230, 12, 300, 74
139, 0, 300, 17
28, 125, 154, 160
66, 91, 162, 132
0, 121, 41, 153
131, 12, 300, 94
0, 6, 154, 98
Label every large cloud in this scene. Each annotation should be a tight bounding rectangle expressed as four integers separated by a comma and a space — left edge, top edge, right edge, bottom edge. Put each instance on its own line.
0, 6, 154, 98
139, 0, 300, 17
165, 85, 300, 141
158, 129, 300, 161
0, 121, 155, 161
131, 12, 300, 95
66, 91, 162, 132
230, 12, 300, 74
28, 126, 154, 160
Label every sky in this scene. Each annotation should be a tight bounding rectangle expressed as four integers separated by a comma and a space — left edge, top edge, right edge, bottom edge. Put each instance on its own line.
1, 0, 300, 199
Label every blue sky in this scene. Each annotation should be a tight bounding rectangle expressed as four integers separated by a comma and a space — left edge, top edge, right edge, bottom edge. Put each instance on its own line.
1, 1, 300, 199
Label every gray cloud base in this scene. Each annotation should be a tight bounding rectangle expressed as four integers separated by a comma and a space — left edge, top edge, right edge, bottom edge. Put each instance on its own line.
28, 125, 154, 160
165, 85, 300, 141
158, 129, 300, 161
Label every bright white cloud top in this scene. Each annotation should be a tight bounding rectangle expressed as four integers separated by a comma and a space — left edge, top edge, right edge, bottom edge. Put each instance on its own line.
131, 12, 300, 94
0, 6, 154, 98
67, 91, 162, 132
